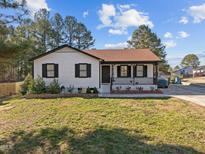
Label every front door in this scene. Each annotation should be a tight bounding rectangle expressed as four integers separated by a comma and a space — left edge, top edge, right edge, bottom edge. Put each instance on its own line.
102, 66, 110, 83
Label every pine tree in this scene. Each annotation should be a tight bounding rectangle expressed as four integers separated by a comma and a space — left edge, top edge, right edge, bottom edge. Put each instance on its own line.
128, 25, 169, 72
74, 23, 95, 49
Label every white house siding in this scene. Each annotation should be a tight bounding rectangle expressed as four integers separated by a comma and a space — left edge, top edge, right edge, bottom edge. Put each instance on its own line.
34, 47, 100, 89
112, 64, 154, 84
99, 64, 156, 93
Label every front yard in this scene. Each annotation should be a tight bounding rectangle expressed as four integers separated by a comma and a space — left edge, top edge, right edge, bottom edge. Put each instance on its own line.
0, 97, 205, 153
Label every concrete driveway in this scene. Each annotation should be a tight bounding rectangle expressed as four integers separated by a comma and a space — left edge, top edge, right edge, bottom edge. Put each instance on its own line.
162, 84, 205, 107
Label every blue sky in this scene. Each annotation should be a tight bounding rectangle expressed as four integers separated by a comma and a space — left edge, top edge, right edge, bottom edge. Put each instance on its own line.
21, 0, 205, 67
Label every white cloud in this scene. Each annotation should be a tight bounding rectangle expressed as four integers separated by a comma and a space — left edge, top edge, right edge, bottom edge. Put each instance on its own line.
164, 32, 173, 38
108, 28, 127, 35
116, 9, 154, 28
98, 4, 116, 26
83, 10, 89, 18
118, 4, 131, 10
104, 42, 128, 49
22, 0, 49, 13
179, 16, 189, 24
189, 3, 205, 23
163, 40, 176, 48
178, 31, 190, 38
98, 4, 153, 35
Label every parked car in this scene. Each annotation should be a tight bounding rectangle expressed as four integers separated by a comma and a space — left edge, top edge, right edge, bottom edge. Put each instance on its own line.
158, 78, 169, 88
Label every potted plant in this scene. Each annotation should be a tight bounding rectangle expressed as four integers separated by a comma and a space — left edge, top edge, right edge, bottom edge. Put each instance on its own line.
68, 85, 74, 93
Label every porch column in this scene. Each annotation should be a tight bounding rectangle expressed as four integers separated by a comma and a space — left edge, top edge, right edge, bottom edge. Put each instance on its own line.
110, 64, 114, 92
132, 64, 135, 85
153, 63, 158, 84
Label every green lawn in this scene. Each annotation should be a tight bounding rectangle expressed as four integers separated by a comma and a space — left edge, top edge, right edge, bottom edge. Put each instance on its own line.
0, 97, 205, 154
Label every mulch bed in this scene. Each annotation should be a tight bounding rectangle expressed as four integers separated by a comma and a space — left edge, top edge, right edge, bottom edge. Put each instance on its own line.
25, 93, 98, 99
111, 90, 163, 94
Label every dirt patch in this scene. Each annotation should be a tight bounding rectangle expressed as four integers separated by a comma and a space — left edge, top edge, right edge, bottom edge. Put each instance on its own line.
0, 105, 15, 112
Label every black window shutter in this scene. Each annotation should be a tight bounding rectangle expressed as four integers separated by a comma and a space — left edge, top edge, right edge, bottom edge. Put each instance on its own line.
75, 64, 80, 77
127, 66, 131, 77
133, 65, 136, 77
117, 66, 121, 77
87, 64, 91, 77
54, 64, 59, 78
143, 65, 147, 77
42, 64, 47, 77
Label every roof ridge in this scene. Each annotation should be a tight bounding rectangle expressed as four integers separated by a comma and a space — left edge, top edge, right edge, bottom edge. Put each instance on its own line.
84, 48, 150, 51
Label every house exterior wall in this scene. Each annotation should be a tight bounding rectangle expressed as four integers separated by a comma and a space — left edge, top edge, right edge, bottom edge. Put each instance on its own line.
99, 64, 156, 93
112, 64, 154, 85
33, 47, 100, 89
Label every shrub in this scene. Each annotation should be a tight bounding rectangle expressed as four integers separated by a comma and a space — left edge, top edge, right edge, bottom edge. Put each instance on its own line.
20, 74, 34, 95
47, 79, 61, 94
31, 76, 46, 94
93, 87, 98, 94
86, 87, 91, 94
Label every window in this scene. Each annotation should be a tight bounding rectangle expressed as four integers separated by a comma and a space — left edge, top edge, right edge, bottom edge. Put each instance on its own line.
42, 64, 58, 78
79, 64, 87, 77
75, 63, 91, 78
47, 64, 55, 77
121, 66, 128, 77
136, 65, 143, 77
117, 65, 131, 77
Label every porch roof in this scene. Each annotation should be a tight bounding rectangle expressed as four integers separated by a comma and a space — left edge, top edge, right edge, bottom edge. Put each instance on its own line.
84, 49, 161, 62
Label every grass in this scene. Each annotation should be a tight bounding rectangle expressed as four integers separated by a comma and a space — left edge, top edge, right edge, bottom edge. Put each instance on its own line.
0, 97, 205, 153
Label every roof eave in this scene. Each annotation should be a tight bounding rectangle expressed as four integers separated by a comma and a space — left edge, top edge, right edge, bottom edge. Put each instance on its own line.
29, 45, 102, 61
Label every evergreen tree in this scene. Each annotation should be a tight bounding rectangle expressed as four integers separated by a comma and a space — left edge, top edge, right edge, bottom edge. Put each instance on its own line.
50, 13, 65, 48
74, 23, 95, 49
128, 25, 166, 62
128, 25, 169, 72
181, 54, 200, 69
32, 9, 53, 52
0, 0, 28, 24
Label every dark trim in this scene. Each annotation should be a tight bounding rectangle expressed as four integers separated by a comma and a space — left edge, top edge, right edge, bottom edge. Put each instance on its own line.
101, 61, 160, 64
117, 65, 132, 78
135, 65, 144, 78
29, 44, 102, 61
42, 63, 58, 78
75, 63, 91, 78
99, 61, 101, 88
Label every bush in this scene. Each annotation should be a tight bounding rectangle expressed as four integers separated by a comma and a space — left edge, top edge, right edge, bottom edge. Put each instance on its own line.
20, 74, 34, 95
47, 79, 61, 94
31, 76, 46, 94
86, 87, 91, 94
93, 87, 98, 94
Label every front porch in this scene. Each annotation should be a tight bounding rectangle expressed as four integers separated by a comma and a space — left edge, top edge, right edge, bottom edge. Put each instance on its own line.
99, 62, 159, 94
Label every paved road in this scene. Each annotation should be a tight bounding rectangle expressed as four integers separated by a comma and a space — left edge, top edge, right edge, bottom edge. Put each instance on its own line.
162, 84, 205, 107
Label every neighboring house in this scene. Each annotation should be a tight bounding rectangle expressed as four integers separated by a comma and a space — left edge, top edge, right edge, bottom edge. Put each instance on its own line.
30, 45, 161, 93
173, 66, 193, 78
193, 65, 205, 77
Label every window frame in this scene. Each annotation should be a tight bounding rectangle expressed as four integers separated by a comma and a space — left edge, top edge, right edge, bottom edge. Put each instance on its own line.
79, 63, 88, 78
136, 65, 144, 77
120, 65, 128, 77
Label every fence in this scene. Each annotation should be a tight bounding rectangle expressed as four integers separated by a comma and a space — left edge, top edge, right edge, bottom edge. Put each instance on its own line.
0, 82, 23, 97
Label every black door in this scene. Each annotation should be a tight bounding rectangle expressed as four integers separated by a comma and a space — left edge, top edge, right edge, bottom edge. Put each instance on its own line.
102, 66, 110, 83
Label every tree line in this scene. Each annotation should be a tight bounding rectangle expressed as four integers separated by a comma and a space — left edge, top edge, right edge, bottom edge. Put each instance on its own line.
0, 0, 170, 81
0, 0, 95, 80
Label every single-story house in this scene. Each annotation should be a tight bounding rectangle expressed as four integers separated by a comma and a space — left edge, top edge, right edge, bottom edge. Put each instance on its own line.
173, 66, 193, 78
30, 45, 161, 93
193, 65, 205, 77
